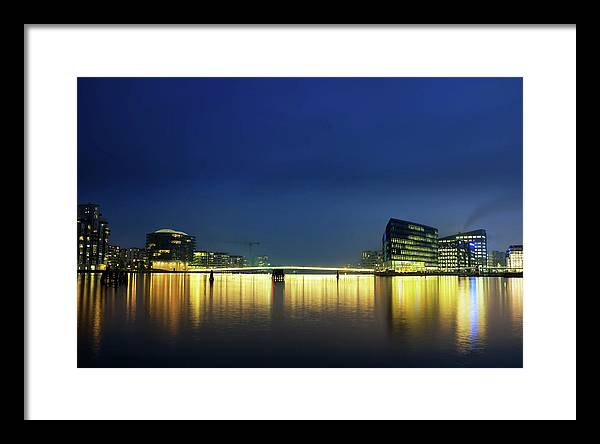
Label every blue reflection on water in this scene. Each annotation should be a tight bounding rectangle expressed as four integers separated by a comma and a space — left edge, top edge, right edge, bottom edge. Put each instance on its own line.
470, 277, 478, 349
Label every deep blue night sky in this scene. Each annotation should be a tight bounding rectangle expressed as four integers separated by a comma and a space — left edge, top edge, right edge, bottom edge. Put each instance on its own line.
78, 77, 523, 265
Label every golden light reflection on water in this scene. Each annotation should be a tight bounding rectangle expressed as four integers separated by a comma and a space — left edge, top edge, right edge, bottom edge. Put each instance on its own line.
150, 273, 195, 337
384, 276, 523, 355
78, 273, 523, 367
199, 273, 273, 328
126, 273, 137, 323
507, 278, 523, 328
77, 274, 103, 354
142, 273, 274, 337
282, 275, 374, 318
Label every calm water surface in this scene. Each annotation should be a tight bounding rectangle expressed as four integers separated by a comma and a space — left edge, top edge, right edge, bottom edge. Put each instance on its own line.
78, 273, 522, 367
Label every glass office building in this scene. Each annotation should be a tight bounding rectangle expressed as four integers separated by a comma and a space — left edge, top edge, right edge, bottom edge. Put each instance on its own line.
361, 250, 383, 269
506, 245, 523, 270
437, 229, 488, 271
191, 250, 244, 268
145, 228, 195, 270
438, 238, 474, 272
382, 219, 438, 271
191, 250, 210, 268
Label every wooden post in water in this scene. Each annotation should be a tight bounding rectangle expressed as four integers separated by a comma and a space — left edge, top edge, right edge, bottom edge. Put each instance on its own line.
272, 269, 285, 282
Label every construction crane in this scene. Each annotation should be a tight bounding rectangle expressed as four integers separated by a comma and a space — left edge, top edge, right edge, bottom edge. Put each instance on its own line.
224, 241, 261, 265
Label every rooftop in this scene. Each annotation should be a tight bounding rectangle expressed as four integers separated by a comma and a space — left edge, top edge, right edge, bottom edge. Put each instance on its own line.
439, 229, 487, 240
153, 228, 189, 236
386, 218, 438, 232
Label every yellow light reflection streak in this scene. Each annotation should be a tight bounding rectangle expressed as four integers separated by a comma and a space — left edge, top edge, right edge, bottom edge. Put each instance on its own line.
283, 275, 375, 322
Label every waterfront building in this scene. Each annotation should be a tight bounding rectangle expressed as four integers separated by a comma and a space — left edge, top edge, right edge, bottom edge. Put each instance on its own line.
191, 250, 239, 269
382, 219, 438, 272
77, 203, 110, 270
228, 255, 245, 268
105, 244, 122, 269
106, 245, 149, 270
361, 250, 383, 269
121, 247, 149, 271
210, 252, 231, 268
256, 255, 270, 267
191, 250, 210, 268
438, 238, 474, 272
437, 229, 488, 271
506, 245, 523, 270
488, 250, 507, 268
145, 228, 195, 271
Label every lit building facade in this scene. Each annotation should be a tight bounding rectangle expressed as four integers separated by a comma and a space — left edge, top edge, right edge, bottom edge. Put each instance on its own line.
438, 238, 474, 272
191, 250, 244, 269
105, 244, 122, 268
191, 250, 210, 268
77, 203, 110, 270
506, 245, 523, 270
256, 255, 270, 267
437, 229, 488, 271
361, 250, 383, 269
382, 219, 438, 271
209, 252, 232, 268
106, 245, 149, 271
121, 247, 149, 271
145, 228, 195, 271
228, 255, 245, 268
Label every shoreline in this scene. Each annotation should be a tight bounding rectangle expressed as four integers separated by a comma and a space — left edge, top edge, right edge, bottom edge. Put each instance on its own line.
77, 269, 523, 278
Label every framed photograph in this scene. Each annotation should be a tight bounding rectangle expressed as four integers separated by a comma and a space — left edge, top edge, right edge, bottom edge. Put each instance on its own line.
25, 24, 576, 420
76, 76, 524, 369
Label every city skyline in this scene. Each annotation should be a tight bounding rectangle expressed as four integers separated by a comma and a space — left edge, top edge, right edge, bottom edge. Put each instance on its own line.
79, 200, 520, 266
78, 77, 523, 265
78, 201, 521, 272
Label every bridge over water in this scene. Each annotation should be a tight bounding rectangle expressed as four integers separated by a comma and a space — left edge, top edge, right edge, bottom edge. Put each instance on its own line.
185, 266, 522, 278
187, 266, 375, 274
83, 266, 520, 278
